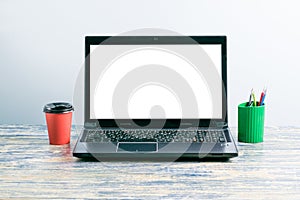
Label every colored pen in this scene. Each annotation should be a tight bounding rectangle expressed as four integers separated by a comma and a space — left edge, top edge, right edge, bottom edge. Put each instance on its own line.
248, 88, 253, 106
260, 89, 267, 105
248, 101, 253, 107
252, 91, 256, 107
258, 91, 264, 106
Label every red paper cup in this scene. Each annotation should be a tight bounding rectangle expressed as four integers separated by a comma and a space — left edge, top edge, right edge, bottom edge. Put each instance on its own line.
43, 102, 74, 145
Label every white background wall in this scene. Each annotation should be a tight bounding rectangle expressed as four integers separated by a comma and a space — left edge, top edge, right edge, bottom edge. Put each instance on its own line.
1, 0, 299, 126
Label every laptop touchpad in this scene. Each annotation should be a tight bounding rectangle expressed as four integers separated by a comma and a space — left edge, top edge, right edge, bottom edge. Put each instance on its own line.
117, 142, 158, 152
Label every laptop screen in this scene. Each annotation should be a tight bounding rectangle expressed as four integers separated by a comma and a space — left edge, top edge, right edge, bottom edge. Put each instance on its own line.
89, 42, 223, 120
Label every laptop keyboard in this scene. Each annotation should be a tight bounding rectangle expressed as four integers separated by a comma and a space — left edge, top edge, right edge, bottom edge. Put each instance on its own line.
81, 129, 229, 143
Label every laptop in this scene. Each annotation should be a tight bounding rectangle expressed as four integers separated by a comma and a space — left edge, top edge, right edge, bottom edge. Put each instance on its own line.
73, 35, 238, 161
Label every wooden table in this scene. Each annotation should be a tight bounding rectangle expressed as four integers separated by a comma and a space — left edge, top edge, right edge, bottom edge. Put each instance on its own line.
1, 125, 299, 199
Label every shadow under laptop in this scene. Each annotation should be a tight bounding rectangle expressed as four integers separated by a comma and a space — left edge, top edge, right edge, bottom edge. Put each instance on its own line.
75, 156, 230, 163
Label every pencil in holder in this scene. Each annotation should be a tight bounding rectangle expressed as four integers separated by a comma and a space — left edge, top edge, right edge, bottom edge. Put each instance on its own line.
238, 102, 265, 143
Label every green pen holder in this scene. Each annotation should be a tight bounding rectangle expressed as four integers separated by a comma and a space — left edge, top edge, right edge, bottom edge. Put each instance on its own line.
238, 102, 265, 143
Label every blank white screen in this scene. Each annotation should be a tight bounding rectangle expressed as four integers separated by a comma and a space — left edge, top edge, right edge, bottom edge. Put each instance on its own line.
90, 44, 222, 119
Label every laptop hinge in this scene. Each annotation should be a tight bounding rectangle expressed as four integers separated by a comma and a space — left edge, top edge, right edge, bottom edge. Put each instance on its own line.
211, 121, 228, 129
84, 122, 98, 129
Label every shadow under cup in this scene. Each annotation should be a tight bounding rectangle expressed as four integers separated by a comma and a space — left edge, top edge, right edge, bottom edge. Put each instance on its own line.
238, 102, 265, 143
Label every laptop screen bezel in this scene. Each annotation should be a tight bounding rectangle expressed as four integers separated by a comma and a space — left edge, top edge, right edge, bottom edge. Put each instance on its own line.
84, 36, 228, 128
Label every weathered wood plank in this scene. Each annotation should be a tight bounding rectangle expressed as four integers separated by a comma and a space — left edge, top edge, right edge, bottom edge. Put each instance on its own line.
0, 125, 299, 199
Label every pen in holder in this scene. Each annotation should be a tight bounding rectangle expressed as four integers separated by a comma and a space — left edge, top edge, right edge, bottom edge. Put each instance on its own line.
238, 102, 265, 143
